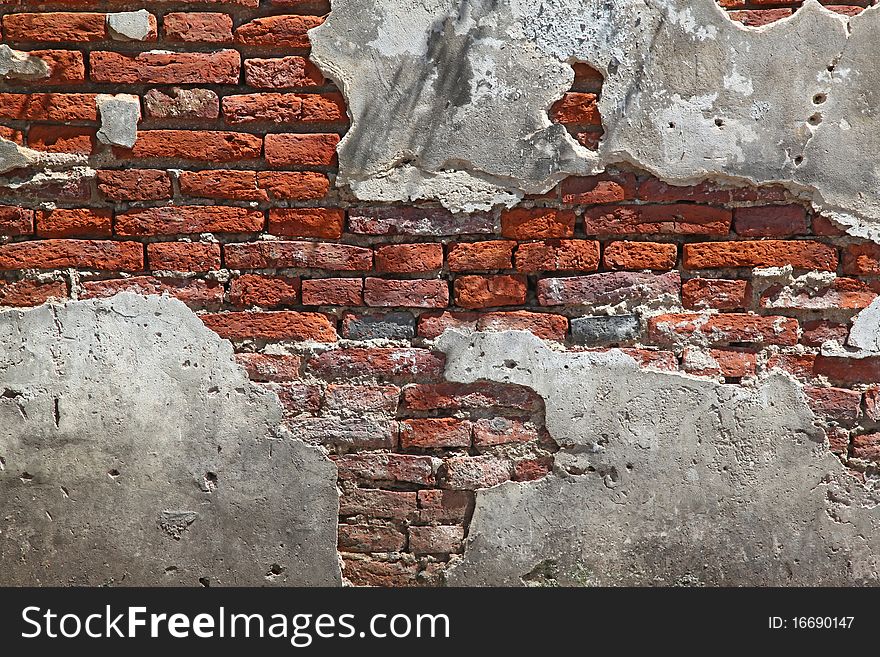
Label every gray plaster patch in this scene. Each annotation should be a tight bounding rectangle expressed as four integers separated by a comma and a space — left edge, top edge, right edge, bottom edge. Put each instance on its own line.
847, 296, 880, 353
311, 0, 880, 239
438, 330, 880, 586
107, 10, 154, 42
0, 293, 342, 586
96, 94, 141, 148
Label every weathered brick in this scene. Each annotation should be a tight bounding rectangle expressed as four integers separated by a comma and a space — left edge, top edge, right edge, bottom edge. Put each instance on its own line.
324, 384, 400, 414
335, 453, 438, 486
222, 92, 345, 125
117, 206, 264, 236
375, 243, 443, 273
235, 15, 323, 48
308, 348, 445, 382
97, 169, 172, 201
537, 271, 680, 306
440, 456, 510, 490
418, 310, 568, 341
264, 133, 339, 166
501, 208, 575, 239
583, 204, 732, 235
408, 525, 464, 555
760, 277, 878, 310
648, 312, 798, 347
124, 130, 261, 162
234, 353, 302, 382
257, 172, 329, 200
400, 418, 472, 450
804, 385, 862, 425
34, 208, 109, 238
603, 240, 677, 270
364, 278, 449, 308
402, 382, 542, 412
766, 353, 816, 379
417, 489, 473, 524
843, 243, 880, 275
143, 87, 219, 119
0, 240, 142, 271
80, 276, 221, 309
561, 173, 637, 204
473, 418, 539, 449
684, 241, 838, 271
0, 207, 33, 237
342, 557, 419, 587
516, 240, 601, 272
230, 274, 300, 308
339, 488, 417, 521
682, 278, 749, 310
244, 56, 324, 89
342, 311, 416, 341
551, 92, 599, 125
852, 433, 880, 461
90, 50, 240, 84
163, 12, 232, 43
447, 240, 514, 271
148, 242, 221, 272
570, 314, 640, 346
289, 417, 396, 450
682, 347, 757, 378
4, 12, 106, 42
813, 355, 880, 385
454, 274, 527, 308
0, 92, 96, 121
268, 208, 344, 238
201, 311, 336, 342
0, 278, 66, 307
513, 457, 553, 481
338, 523, 406, 553
225, 241, 372, 271
301, 277, 363, 306
734, 205, 808, 237
349, 208, 495, 236
28, 125, 95, 154
802, 320, 848, 348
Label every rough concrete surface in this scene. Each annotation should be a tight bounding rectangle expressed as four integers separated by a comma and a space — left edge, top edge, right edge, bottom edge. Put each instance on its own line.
439, 330, 880, 586
311, 0, 880, 239
0, 293, 342, 586
96, 94, 141, 148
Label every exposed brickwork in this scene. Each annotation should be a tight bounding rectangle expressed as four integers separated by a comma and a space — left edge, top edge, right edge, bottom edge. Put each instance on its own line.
0, 0, 876, 587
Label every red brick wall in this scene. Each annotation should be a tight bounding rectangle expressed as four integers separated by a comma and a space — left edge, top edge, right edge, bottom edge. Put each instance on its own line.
0, 1, 877, 586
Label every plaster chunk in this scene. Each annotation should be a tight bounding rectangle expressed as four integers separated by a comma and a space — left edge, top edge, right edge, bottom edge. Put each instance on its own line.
311, 0, 880, 240
0, 44, 48, 80
438, 330, 880, 586
848, 296, 880, 353
0, 293, 342, 586
107, 10, 154, 42
96, 94, 141, 148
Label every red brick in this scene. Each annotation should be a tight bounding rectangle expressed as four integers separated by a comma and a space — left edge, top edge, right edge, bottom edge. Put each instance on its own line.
97, 169, 172, 201
843, 244, 880, 275
561, 173, 636, 204
408, 525, 464, 555
473, 418, 539, 449
257, 171, 329, 200
0, 240, 142, 271
682, 278, 749, 310
324, 384, 400, 414
339, 488, 417, 521
225, 241, 372, 271
501, 208, 574, 239
682, 347, 757, 378
179, 170, 266, 201
513, 457, 553, 482
684, 241, 838, 271
229, 274, 300, 308
440, 456, 510, 490
37, 208, 113, 237
0, 93, 96, 121
400, 418, 472, 450
571, 62, 604, 92
80, 276, 222, 309
268, 208, 344, 238
3, 12, 106, 42
335, 453, 437, 486
826, 426, 850, 456
766, 353, 816, 379
90, 50, 240, 84
402, 382, 542, 412
222, 92, 345, 125
603, 240, 677, 270
417, 489, 473, 524
364, 278, 449, 308
734, 205, 808, 237
342, 558, 418, 587
0, 207, 33, 237
728, 8, 792, 26
244, 56, 324, 89
454, 274, 526, 308
447, 241, 514, 271
143, 87, 219, 119
537, 271, 680, 306
418, 309, 568, 341
551, 92, 599, 125
28, 125, 95, 154
804, 385, 862, 425
648, 312, 798, 347
234, 353, 302, 382
852, 433, 880, 461
583, 204, 732, 235
164, 12, 232, 43
234, 14, 323, 48
349, 208, 494, 236
338, 523, 406, 553
308, 348, 445, 382
813, 355, 880, 385
801, 320, 848, 348
264, 133, 339, 166
201, 311, 336, 342
301, 278, 363, 306
26, 50, 85, 84
117, 206, 264, 236
270, 383, 322, 416
124, 130, 261, 162
516, 240, 601, 272
812, 214, 846, 237
147, 242, 221, 273
865, 387, 880, 422
374, 243, 443, 273
0, 278, 66, 307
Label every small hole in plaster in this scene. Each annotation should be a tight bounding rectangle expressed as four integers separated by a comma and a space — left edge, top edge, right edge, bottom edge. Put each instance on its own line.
714, 118, 724, 127
808, 113, 822, 126
813, 93, 827, 105
108, 469, 120, 479
198, 577, 211, 587
668, 122, 676, 129
20, 472, 33, 483
827, 64, 836, 73
794, 155, 804, 166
